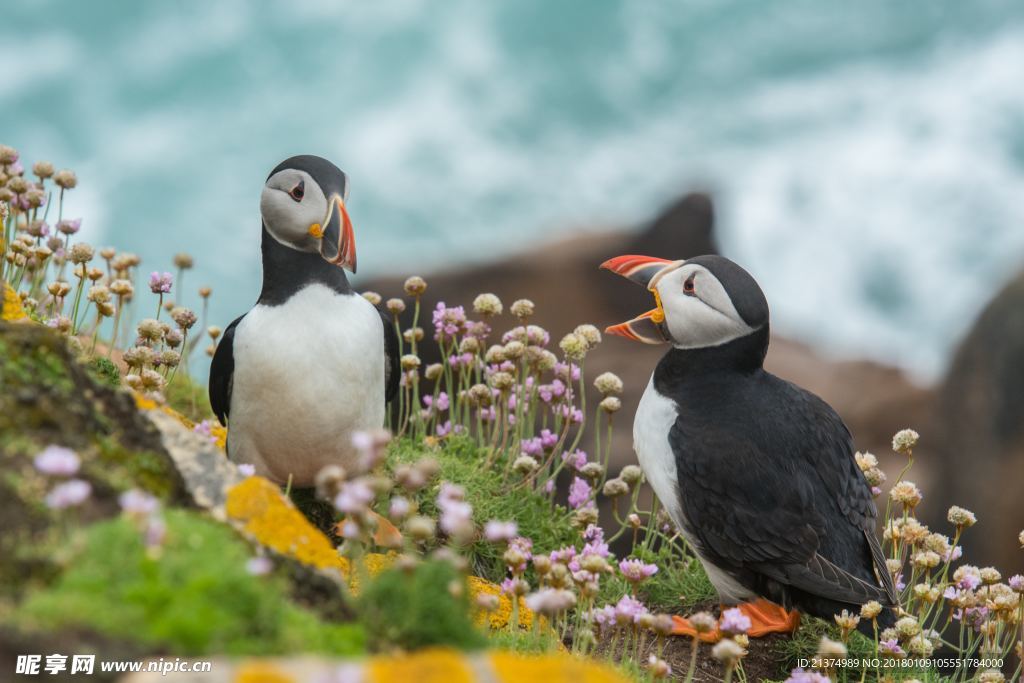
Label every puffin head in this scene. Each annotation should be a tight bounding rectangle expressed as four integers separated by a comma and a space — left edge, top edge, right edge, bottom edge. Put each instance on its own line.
260, 155, 357, 272
600, 254, 768, 349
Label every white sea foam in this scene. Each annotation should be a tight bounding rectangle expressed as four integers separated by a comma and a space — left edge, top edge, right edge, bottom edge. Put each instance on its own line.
1, 1, 1022, 379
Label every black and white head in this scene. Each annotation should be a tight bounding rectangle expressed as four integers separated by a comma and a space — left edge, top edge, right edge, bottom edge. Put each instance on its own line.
601, 254, 768, 349
260, 155, 357, 271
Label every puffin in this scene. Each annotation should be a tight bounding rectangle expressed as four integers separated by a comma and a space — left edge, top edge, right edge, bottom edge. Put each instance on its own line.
209, 155, 399, 486
601, 254, 896, 639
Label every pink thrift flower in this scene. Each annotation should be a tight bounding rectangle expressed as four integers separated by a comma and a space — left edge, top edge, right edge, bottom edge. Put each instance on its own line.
550, 546, 577, 565
334, 480, 373, 514
613, 594, 648, 625
119, 488, 160, 516
247, 556, 273, 576
193, 420, 217, 443
34, 445, 80, 476
45, 479, 91, 509
720, 607, 751, 635
149, 271, 173, 294
619, 558, 659, 583
432, 302, 467, 342
785, 668, 831, 683
145, 516, 167, 547
957, 573, 980, 591
568, 476, 592, 509
562, 449, 587, 471
56, 218, 81, 235
484, 520, 518, 543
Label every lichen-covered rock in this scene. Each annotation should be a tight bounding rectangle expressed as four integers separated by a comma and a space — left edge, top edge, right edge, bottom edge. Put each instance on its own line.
144, 408, 242, 510
1, 282, 27, 322
118, 648, 630, 683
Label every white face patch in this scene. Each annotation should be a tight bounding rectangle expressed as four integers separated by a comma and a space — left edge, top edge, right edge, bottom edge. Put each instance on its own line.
260, 169, 329, 252
651, 264, 757, 349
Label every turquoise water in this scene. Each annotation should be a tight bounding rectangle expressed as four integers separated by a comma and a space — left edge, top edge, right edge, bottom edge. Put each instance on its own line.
2, 0, 1023, 378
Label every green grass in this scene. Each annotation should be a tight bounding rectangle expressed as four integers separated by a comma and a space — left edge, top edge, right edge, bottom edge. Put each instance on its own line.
486, 627, 560, 655
16, 510, 365, 656
771, 615, 933, 683
358, 558, 487, 652
601, 541, 716, 613
87, 355, 121, 388
164, 370, 213, 423
388, 435, 579, 583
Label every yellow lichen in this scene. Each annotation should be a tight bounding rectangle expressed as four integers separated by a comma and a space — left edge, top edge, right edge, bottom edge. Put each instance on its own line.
134, 393, 158, 411
467, 575, 537, 630
210, 423, 228, 450
1, 282, 27, 321
226, 476, 347, 574
224, 476, 537, 630
133, 391, 227, 451
233, 662, 296, 683
227, 651, 627, 683
366, 648, 474, 683
489, 652, 629, 683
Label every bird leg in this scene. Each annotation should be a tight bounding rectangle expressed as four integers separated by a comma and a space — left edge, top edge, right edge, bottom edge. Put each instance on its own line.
671, 600, 800, 641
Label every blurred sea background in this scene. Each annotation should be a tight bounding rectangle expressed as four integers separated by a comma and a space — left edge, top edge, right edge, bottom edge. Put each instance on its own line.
2, 0, 1024, 380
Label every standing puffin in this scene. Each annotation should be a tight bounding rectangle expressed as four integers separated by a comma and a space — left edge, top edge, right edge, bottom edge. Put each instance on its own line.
602, 254, 896, 639
209, 155, 399, 486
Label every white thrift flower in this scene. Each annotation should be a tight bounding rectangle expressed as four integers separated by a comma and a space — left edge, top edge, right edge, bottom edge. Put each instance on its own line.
892, 428, 919, 454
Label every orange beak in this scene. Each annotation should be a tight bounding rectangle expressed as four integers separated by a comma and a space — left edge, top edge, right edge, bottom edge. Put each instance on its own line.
320, 195, 357, 272
600, 254, 674, 344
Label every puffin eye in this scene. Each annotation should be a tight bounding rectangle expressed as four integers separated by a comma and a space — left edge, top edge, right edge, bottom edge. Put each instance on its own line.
683, 274, 696, 296
289, 180, 305, 202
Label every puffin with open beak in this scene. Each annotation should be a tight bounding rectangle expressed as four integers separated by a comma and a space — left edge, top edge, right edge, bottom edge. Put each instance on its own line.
602, 254, 896, 640
209, 155, 399, 486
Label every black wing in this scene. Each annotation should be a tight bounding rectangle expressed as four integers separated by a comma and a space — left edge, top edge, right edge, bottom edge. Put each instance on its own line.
673, 383, 896, 607
788, 385, 898, 605
208, 314, 245, 426
381, 309, 400, 403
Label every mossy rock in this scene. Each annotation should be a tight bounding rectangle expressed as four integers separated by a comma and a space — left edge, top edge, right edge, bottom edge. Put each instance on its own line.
0, 322, 187, 599
0, 322, 183, 490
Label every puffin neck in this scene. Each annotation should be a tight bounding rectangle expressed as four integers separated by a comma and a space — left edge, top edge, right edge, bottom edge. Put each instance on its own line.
654, 325, 769, 388
257, 226, 352, 306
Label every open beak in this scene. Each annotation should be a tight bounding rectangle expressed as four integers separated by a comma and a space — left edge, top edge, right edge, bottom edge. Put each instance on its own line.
319, 194, 357, 272
600, 254, 675, 344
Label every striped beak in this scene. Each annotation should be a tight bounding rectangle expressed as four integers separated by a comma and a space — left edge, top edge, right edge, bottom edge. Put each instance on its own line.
319, 194, 357, 272
601, 254, 674, 344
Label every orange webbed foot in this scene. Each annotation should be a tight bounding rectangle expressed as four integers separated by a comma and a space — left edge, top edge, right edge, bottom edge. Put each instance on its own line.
334, 511, 402, 548
672, 600, 800, 641
670, 615, 723, 642
734, 599, 800, 637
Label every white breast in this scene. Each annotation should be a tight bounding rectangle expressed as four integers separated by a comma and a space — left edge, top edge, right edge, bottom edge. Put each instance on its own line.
228, 284, 386, 485
633, 375, 754, 603
634, 376, 685, 530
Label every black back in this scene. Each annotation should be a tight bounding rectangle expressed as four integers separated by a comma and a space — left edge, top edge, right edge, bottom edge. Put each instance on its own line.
655, 330, 896, 620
